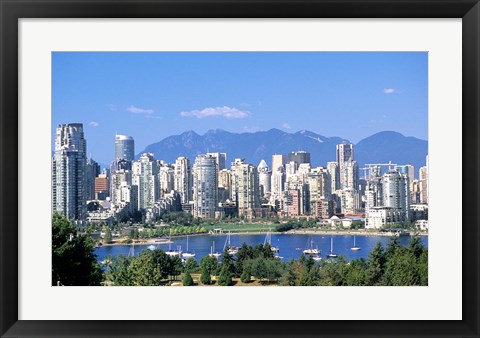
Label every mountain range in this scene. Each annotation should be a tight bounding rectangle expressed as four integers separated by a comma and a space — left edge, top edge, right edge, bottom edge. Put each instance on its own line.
139, 129, 428, 178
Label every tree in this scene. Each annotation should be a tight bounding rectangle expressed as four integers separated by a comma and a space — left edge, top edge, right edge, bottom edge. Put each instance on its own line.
104, 227, 112, 243
200, 269, 212, 285
365, 242, 386, 286
240, 269, 251, 283
200, 256, 217, 285
217, 265, 233, 286
251, 257, 268, 281
170, 256, 184, 280
105, 255, 132, 286
52, 212, 103, 286
182, 271, 194, 286
185, 257, 198, 272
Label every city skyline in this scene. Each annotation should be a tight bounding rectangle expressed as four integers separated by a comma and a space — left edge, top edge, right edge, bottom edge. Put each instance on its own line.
52, 52, 428, 164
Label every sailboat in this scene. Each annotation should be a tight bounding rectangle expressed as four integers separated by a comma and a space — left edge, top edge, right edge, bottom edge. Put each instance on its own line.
326, 237, 338, 258
350, 236, 361, 251
182, 235, 196, 258
264, 230, 280, 252
209, 241, 221, 258
127, 240, 135, 258
165, 230, 181, 257
303, 236, 321, 255
224, 231, 238, 255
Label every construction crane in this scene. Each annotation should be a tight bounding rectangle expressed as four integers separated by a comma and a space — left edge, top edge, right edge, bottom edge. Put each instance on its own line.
360, 161, 398, 180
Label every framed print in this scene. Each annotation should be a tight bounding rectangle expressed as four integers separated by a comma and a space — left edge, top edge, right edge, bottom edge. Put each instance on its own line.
1, 0, 479, 337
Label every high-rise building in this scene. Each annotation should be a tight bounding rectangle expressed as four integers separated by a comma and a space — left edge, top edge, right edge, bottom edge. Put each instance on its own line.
174, 157, 192, 204
159, 163, 175, 196
232, 159, 260, 217
382, 169, 410, 221
419, 164, 428, 204
95, 172, 110, 200
271, 154, 287, 172
111, 168, 133, 207
132, 153, 160, 210
307, 168, 331, 213
327, 162, 340, 192
342, 160, 359, 191
218, 169, 232, 202
271, 166, 285, 200
192, 154, 218, 218
52, 123, 87, 220
86, 157, 100, 201
396, 164, 415, 201
336, 142, 354, 188
285, 177, 308, 216
206, 152, 226, 171
287, 151, 311, 165
115, 134, 135, 162
258, 160, 272, 198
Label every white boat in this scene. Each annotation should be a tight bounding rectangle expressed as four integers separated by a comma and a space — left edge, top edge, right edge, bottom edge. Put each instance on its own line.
312, 255, 322, 262
209, 241, 221, 258
264, 230, 280, 252
303, 236, 321, 255
147, 244, 157, 251
182, 235, 196, 258
350, 236, 361, 251
326, 237, 338, 258
165, 230, 181, 257
224, 231, 238, 255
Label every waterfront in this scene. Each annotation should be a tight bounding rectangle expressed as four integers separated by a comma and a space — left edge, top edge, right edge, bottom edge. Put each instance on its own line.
95, 233, 428, 263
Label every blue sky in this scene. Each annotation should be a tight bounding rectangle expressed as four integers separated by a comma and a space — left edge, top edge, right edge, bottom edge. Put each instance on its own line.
52, 52, 428, 164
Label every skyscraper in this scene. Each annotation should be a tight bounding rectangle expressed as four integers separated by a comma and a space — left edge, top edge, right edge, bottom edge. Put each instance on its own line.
115, 134, 135, 162
382, 169, 410, 221
192, 154, 218, 218
258, 159, 272, 198
174, 157, 192, 204
85, 157, 100, 201
327, 161, 340, 192
232, 159, 260, 217
287, 151, 311, 165
336, 142, 354, 189
132, 153, 160, 210
271, 154, 287, 172
206, 152, 226, 171
52, 123, 87, 220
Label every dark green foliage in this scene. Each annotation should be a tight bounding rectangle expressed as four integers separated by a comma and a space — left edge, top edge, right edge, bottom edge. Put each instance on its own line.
185, 257, 198, 272
182, 271, 194, 286
240, 269, 251, 283
199, 256, 217, 285
52, 212, 103, 286
365, 242, 386, 285
217, 265, 233, 286
170, 256, 184, 280
200, 269, 211, 285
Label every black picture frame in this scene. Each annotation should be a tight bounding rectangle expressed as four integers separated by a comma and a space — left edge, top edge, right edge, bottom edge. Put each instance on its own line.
1, 0, 479, 337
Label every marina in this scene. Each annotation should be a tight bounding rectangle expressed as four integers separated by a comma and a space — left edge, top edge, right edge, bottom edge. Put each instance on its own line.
95, 233, 428, 263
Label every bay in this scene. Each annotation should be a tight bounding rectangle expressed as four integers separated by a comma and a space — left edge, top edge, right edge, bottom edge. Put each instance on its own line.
95, 233, 428, 263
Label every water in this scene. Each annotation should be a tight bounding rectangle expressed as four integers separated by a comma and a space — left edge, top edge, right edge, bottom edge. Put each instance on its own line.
95, 233, 428, 263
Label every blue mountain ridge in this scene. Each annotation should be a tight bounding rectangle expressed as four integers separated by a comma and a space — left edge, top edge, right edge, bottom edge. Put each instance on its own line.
139, 129, 428, 178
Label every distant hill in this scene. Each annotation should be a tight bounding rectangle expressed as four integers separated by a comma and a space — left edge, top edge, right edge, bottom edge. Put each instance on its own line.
139, 129, 427, 177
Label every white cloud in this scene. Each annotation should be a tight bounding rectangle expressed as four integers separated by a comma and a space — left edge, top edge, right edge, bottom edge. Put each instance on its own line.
127, 105, 154, 115
180, 106, 250, 119
89, 121, 99, 127
383, 88, 399, 94
282, 123, 292, 130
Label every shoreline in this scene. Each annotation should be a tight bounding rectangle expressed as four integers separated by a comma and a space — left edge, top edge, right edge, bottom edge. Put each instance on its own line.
98, 229, 428, 247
